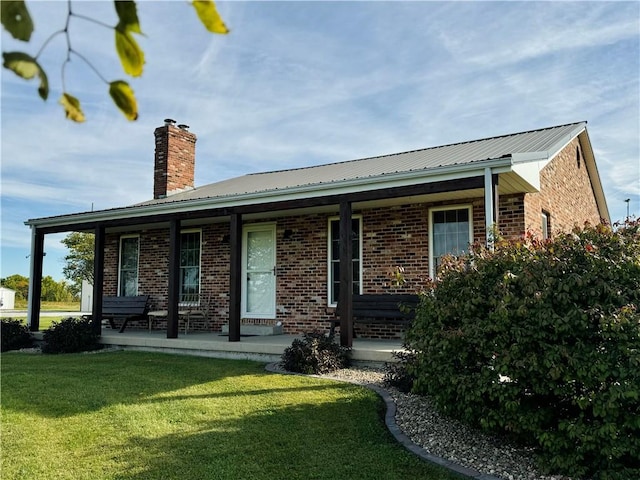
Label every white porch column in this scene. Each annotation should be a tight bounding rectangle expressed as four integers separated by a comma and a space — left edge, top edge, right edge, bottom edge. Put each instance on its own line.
26, 226, 36, 328
484, 167, 495, 248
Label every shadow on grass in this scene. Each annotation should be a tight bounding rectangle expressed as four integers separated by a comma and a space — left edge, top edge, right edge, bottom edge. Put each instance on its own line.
1, 351, 462, 480
112, 392, 457, 480
1, 350, 340, 418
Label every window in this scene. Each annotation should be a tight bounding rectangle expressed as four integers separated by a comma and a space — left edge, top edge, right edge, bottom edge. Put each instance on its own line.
541, 211, 550, 240
118, 236, 139, 296
576, 146, 581, 169
180, 230, 201, 303
328, 217, 362, 306
429, 206, 472, 278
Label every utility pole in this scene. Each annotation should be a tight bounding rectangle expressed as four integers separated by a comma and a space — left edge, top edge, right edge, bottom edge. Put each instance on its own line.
624, 198, 630, 220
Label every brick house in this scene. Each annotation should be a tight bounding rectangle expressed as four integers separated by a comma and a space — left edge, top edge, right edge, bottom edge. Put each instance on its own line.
25, 120, 609, 346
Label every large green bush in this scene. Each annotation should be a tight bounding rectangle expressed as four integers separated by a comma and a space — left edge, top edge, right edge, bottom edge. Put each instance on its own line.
42, 317, 102, 354
1, 319, 34, 352
404, 221, 640, 479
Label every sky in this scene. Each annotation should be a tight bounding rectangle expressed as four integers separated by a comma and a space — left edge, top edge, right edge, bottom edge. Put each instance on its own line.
1, 0, 639, 282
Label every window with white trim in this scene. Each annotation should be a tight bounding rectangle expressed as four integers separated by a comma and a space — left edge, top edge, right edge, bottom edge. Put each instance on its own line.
541, 211, 550, 240
328, 217, 362, 306
180, 230, 201, 303
118, 236, 139, 296
429, 206, 472, 278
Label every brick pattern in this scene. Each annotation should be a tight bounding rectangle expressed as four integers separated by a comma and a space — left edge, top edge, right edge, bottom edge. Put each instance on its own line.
524, 138, 601, 238
498, 194, 526, 239
153, 125, 197, 199
103, 199, 489, 336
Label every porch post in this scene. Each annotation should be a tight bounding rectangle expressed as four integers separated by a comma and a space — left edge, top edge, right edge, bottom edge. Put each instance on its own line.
339, 200, 353, 348
484, 167, 495, 248
493, 173, 500, 230
27, 227, 44, 332
167, 219, 181, 339
228, 213, 242, 342
91, 224, 105, 335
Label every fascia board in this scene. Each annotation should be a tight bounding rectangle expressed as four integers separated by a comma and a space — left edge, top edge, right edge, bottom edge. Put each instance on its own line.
26, 157, 515, 229
578, 130, 610, 223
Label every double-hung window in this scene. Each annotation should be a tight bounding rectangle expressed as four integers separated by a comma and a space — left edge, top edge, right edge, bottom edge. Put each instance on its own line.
328, 217, 362, 306
180, 230, 201, 303
429, 206, 472, 278
118, 236, 139, 296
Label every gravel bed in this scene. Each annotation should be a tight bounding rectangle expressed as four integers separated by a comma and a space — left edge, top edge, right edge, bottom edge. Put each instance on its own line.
312, 366, 578, 480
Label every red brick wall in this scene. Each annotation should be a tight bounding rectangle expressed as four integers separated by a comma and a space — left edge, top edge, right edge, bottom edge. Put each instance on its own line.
498, 194, 526, 240
103, 166, 599, 337
103, 198, 494, 337
524, 137, 601, 238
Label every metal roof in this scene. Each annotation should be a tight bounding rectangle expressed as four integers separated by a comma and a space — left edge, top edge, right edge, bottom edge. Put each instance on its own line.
138, 121, 587, 206
28, 120, 610, 228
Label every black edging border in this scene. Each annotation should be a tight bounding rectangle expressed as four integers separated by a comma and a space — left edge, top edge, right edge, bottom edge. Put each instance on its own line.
265, 362, 503, 480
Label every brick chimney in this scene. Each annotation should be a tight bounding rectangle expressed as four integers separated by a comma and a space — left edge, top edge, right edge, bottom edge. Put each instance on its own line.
153, 119, 197, 199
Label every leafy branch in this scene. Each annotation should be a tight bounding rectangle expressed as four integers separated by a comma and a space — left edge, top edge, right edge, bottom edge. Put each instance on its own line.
1, 0, 229, 122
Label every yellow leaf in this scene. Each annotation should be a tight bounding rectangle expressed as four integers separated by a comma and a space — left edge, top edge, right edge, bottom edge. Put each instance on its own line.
114, 0, 142, 34
109, 81, 138, 121
115, 30, 144, 77
59, 93, 85, 123
1, 0, 33, 41
192, 0, 229, 34
2, 51, 48, 100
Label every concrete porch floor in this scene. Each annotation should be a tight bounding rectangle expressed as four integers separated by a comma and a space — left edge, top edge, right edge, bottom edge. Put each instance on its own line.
98, 328, 405, 364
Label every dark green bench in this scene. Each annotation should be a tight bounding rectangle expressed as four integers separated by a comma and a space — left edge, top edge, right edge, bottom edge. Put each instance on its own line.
100, 295, 150, 333
330, 293, 419, 337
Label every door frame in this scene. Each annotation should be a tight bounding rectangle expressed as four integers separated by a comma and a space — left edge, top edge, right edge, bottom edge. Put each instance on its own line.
241, 222, 277, 319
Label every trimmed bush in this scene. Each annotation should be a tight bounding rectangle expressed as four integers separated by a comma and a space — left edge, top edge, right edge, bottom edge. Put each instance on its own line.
404, 220, 640, 479
42, 317, 102, 354
281, 331, 351, 374
384, 350, 416, 393
1, 319, 34, 352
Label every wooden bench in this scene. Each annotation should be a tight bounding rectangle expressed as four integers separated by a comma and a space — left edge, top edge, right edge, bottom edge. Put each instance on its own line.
99, 295, 150, 333
330, 293, 419, 337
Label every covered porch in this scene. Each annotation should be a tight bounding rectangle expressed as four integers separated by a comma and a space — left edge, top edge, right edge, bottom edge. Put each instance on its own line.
89, 329, 404, 364
25, 171, 503, 348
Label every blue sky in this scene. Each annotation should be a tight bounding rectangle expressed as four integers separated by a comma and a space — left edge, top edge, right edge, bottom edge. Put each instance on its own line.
1, 0, 639, 282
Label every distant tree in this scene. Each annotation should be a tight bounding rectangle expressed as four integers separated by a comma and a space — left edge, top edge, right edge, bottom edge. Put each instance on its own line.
0, 274, 29, 300
41, 276, 74, 302
61, 232, 95, 296
1, 0, 229, 122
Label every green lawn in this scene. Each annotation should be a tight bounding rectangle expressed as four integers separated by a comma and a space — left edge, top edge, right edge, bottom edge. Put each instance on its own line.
1, 316, 73, 331
1, 300, 82, 330
0, 351, 461, 480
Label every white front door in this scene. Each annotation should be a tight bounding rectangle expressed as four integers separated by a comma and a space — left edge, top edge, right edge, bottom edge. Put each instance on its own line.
242, 224, 276, 318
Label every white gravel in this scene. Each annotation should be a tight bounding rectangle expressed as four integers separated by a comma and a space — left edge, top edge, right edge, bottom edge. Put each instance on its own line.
309, 366, 578, 480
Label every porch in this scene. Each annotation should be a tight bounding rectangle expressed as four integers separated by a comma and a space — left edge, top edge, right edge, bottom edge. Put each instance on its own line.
94, 329, 405, 364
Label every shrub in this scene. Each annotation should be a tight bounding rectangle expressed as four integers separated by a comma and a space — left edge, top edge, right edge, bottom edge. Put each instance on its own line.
281, 331, 351, 374
42, 317, 102, 354
1, 319, 34, 352
384, 350, 416, 392
404, 220, 640, 479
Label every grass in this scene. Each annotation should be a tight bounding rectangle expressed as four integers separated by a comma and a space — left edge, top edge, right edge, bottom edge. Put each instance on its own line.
0, 351, 462, 480
1, 301, 82, 330
11, 300, 80, 311
1, 316, 74, 331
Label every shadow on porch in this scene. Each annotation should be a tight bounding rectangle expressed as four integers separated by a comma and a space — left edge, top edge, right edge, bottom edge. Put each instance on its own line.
98, 328, 405, 365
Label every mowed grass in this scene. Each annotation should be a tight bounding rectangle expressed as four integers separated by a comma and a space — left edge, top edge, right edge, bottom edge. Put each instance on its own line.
1, 301, 82, 330
1, 316, 71, 331
1, 351, 462, 480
